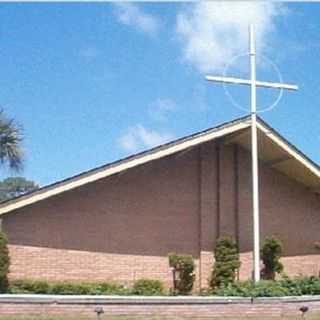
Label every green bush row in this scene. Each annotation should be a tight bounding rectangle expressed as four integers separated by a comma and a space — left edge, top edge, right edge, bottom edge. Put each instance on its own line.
212, 276, 320, 297
9, 278, 165, 296
8, 276, 320, 297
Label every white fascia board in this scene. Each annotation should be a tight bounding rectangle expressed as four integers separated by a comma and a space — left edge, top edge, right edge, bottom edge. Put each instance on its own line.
256, 121, 320, 179
0, 120, 250, 215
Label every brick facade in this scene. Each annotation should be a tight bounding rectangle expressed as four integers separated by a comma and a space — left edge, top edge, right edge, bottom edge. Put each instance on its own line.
1, 296, 320, 318
2, 139, 320, 290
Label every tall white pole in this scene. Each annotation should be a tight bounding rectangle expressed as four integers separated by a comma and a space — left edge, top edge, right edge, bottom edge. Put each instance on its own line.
250, 24, 261, 282
206, 24, 297, 283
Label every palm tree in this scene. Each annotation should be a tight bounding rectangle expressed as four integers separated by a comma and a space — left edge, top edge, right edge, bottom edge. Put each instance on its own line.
0, 110, 23, 171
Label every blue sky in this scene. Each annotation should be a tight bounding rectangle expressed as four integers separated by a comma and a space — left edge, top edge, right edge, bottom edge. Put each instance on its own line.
0, 2, 320, 186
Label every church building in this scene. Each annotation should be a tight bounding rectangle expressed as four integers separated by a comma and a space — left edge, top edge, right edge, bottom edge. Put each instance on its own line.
0, 115, 320, 290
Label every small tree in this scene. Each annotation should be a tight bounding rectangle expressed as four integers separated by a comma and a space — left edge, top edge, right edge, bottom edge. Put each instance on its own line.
168, 253, 195, 295
0, 177, 39, 202
0, 232, 9, 292
210, 236, 240, 290
261, 236, 283, 280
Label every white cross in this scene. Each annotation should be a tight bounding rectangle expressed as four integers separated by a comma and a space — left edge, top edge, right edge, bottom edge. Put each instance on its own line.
206, 24, 298, 283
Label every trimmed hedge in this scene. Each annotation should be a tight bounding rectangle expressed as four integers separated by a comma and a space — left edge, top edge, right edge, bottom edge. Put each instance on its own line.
10, 280, 131, 295
8, 276, 320, 297
168, 253, 195, 295
261, 236, 284, 280
210, 237, 240, 289
132, 279, 165, 296
9, 279, 166, 296
213, 276, 320, 297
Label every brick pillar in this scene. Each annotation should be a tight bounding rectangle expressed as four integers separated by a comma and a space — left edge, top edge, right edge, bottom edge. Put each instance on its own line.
198, 141, 219, 290
219, 144, 239, 240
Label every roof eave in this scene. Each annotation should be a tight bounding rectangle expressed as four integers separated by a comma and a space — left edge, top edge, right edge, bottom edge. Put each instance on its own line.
0, 116, 251, 215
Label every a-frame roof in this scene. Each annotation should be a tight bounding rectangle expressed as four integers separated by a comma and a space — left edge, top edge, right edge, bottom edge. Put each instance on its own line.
0, 115, 319, 216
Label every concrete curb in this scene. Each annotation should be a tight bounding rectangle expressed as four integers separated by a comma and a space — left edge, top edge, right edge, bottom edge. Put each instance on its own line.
1, 294, 320, 317
0, 294, 319, 304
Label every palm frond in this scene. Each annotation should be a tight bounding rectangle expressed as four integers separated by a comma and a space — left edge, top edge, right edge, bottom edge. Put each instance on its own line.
0, 110, 23, 172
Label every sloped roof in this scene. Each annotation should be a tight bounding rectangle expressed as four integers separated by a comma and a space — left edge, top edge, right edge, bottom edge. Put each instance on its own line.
0, 115, 319, 216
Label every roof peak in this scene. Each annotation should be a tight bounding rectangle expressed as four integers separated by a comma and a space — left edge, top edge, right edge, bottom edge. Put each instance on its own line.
0, 115, 318, 215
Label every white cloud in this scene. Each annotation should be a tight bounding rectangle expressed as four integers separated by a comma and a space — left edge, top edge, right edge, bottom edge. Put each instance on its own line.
176, 2, 285, 73
113, 3, 159, 36
119, 125, 174, 152
149, 98, 177, 121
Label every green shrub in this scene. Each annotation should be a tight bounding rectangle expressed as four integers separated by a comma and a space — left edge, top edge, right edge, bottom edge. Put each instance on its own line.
168, 253, 195, 295
251, 281, 290, 297
96, 282, 130, 295
210, 237, 240, 290
214, 280, 254, 297
9, 279, 49, 294
0, 232, 9, 293
214, 280, 290, 297
9, 279, 130, 295
49, 282, 91, 295
261, 236, 283, 280
9, 276, 320, 297
132, 279, 165, 296
212, 276, 320, 297
279, 275, 320, 295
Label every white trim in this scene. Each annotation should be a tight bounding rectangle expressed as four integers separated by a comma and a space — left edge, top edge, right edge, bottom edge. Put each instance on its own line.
256, 122, 320, 179
0, 120, 250, 215
1, 118, 319, 216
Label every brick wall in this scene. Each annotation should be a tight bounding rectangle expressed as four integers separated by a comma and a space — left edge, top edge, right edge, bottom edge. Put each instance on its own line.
3, 146, 202, 289
1, 296, 320, 318
2, 139, 320, 290
8, 245, 174, 287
